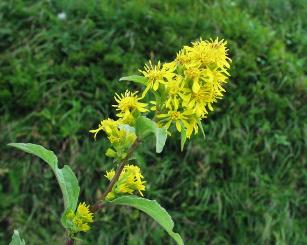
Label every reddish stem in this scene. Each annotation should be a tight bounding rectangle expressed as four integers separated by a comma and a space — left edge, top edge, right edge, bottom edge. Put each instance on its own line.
90, 139, 140, 213
65, 139, 140, 244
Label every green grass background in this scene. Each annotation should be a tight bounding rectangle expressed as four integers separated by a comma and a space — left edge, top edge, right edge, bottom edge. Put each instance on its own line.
0, 0, 306, 244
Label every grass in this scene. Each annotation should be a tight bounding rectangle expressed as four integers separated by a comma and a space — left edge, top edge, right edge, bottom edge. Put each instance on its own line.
0, 0, 306, 244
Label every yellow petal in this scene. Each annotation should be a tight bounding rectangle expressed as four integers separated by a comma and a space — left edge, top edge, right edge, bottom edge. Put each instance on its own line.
192, 80, 200, 93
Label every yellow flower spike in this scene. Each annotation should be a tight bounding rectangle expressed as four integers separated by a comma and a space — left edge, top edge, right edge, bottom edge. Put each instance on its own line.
91, 37, 230, 151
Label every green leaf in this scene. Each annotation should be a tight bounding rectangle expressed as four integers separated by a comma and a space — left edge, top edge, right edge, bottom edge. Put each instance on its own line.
197, 119, 205, 139
110, 196, 184, 245
8, 143, 80, 212
135, 116, 167, 153
119, 124, 136, 133
135, 116, 156, 138
155, 127, 167, 153
180, 127, 187, 151
119, 75, 148, 85
9, 230, 25, 245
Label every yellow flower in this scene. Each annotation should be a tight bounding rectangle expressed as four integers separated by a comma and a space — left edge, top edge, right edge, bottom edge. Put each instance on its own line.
139, 61, 176, 96
66, 202, 94, 233
113, 90, 148, 123
175, 49, 190, 66
89, 118, 119, 140
90, 37, 231, 149
202, 68, 228, 99
185, 117, 199, 138
182, 67, 229, 116
183, 85, 214, 117
164, 75, 188, 109
105, 169, 115, 181
90, 118, 137, 159
105, 164, 146, 200
183, 64, 205, 93
77, 202, 94, 223
187, 38, 231, 70
90, 118, 136, 144
157, 106, 194, 132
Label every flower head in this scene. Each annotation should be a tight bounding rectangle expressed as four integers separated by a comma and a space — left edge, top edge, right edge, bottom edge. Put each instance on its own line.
175, 49, 191, 66
157, 106, 194, 133
113, 90, 148, 124
187, 38, 231, 70
89, 118, 120, 140
90, 118, 137, 159
164, 75, 188, 109
105, 164, 146, 200
139, 61, 176, 96
65, 202, 94, 233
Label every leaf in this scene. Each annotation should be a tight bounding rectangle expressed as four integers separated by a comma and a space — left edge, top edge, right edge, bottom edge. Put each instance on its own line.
135, 116, 167, 153
119, 75, 148, 85
135, 116, 156, 138
197, 119, 205, 139
110, 196, 184, 245
9, 230, 25, 245
180, 127, 187, 151
118, 124, 136, 133
155, 127, 167, 153
8, 143, 80, 212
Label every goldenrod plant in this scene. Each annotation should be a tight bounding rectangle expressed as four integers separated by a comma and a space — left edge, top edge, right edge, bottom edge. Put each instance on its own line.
9, 38, 230, 244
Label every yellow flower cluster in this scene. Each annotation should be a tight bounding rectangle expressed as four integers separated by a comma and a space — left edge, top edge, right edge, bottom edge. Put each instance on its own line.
89, 118, 137, 159
140, 38, 231, 138
90, 37, 230, 201
105, 164, 146, 200
66, 203, 94, 233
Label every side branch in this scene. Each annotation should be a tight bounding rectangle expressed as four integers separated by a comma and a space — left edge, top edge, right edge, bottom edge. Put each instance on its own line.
90, 139, 140, 213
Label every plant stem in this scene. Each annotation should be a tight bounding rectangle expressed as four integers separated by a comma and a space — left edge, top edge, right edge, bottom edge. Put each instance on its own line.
66, 238, 74, 245
90, 139, 140, 213
65, 140, 140, 244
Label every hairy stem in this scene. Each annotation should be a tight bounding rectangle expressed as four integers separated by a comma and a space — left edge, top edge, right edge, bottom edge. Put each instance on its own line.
90, 139, 140, 213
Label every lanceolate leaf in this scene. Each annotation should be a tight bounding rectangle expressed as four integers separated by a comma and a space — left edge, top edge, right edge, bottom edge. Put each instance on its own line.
119, 75, 148, 85
155, 127, 167, 153
180, 127, 187, 151
8, 143, 80, 212
135, 116, 167, 153
9, 230, 25, 245
110, 196, 184, 245
197, 119, 206, 139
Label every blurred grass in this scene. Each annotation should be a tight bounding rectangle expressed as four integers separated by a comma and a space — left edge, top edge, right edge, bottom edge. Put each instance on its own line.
0, 0, 306, 244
